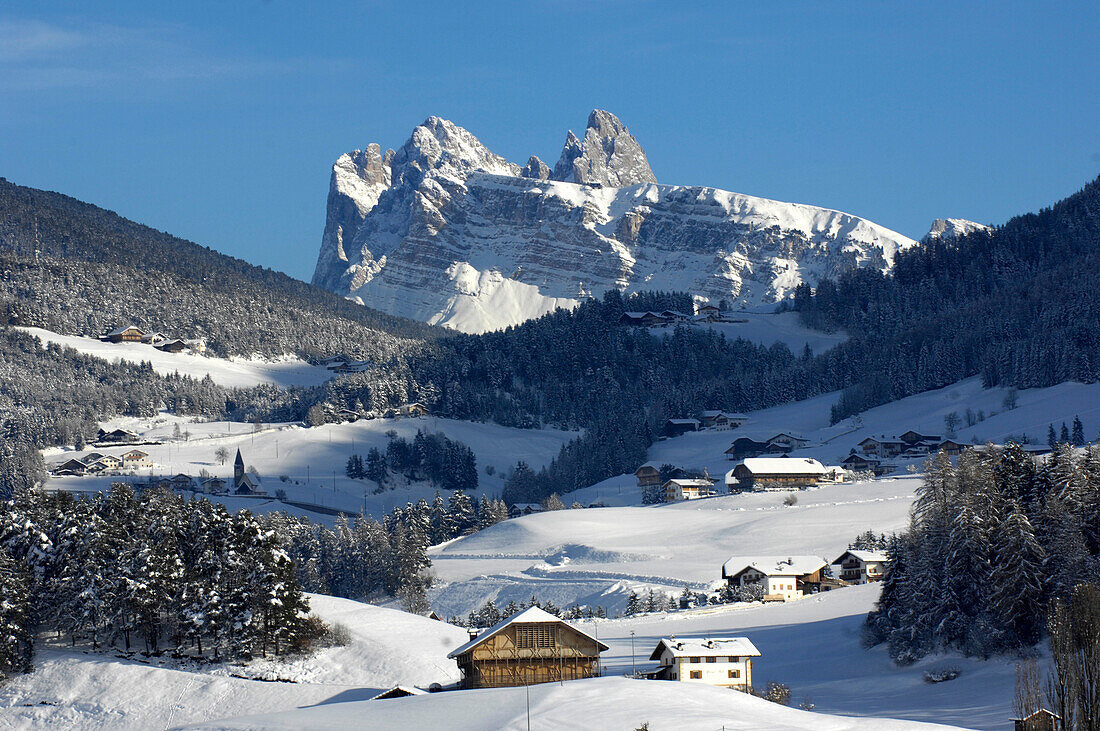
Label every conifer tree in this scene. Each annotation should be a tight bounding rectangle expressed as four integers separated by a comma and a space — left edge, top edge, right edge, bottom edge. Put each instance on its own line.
989, 506, 1046, 648
0, 548, 33, 679
1070, 416, 1084, 446
625, 591, 641, 616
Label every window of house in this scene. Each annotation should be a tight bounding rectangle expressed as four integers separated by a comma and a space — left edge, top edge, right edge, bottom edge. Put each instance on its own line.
690, 671, 702, 679
690, 656, 701, 663
728, 669, 741, 678
705, 656, 716, 663
515, 624, 555, 648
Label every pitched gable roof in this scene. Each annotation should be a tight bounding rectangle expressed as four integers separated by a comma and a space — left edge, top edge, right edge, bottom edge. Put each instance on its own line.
739, 457, 825, 475
648, 636, 760, 661
723, 555, 827, 578
834, 549, 888, 564
447, 606, 608, 658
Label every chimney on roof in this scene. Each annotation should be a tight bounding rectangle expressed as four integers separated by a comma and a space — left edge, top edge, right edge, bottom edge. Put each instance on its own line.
468, 628, 479, 640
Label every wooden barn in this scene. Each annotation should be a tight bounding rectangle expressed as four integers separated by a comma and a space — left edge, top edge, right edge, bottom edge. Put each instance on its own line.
634, 462, 662, 488
447, 607, 608, 689
727, 457, 825, 491
106, 325, 145, 343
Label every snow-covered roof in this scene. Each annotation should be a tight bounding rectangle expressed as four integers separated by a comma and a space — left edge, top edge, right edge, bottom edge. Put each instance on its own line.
447, 606, 608, 658
107, 325, 143, 336
702, 410, 748, 419
835, 549, 887, 563
723, 555, 827, 578
768, 432, 807, 441
648, 636, 760, 661
663, 478, 713, 488
667, 418, 700, 425
739, 457, 825, 476
635, 461, 660, 472
369, 685, 427, 700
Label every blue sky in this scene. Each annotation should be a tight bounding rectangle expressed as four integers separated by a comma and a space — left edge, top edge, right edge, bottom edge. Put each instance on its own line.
1, 1, 1098, 282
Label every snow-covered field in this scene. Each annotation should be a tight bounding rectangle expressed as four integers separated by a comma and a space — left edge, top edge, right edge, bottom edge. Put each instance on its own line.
427, 477, 917, 618
185, 675, 962, 730
43, 414, 577, 523
677, 309, 848, 354
19, 327, 332, 389
0, 595, 469, 730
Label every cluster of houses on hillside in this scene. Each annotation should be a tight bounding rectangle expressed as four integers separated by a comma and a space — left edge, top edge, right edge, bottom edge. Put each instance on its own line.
841, 431, 1053, 476
443, 606, 761, 693
664, 411, 749, 438
619, 303, 742, 328
320, 354, 371, 375
50, 448, 266, 497
423, 546, 891, 696
637, 454, 849, 500
52, 448, 151, 476
723, 432, 809, 459
102, 325, 204, 354
721, 550, 887, 602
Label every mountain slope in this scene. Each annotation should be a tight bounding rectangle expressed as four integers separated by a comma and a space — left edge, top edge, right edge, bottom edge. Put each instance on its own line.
312, 111, 916, 333
0, 179, 439, 360
792, 173, 1100, 421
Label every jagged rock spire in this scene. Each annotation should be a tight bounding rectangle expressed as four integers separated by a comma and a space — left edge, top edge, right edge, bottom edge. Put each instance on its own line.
551, 110, 656, 187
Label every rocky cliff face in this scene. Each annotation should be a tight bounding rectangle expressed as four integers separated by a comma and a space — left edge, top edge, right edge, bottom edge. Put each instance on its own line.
312, 110, 916, 333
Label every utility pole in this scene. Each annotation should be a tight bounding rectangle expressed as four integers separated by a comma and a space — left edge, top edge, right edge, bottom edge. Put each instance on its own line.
630, 631, 636, 677
594, 620, 601, 677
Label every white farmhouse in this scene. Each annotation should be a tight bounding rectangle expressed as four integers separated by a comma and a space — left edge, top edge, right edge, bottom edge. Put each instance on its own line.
121, 449, 151, 468
722, 555, 828, 602
833, 549, 888, 584
662, 478, 714, 502
648, 637, 759, 690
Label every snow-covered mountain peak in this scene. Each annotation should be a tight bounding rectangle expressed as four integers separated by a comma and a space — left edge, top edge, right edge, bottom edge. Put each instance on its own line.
551, 109, 656, 187
921, 218, 991, 244
391, 116, 520, 186
313, 113, 916, 333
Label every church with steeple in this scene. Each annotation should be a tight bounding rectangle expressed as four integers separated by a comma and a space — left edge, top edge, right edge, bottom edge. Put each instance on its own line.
233, 448, 262, 495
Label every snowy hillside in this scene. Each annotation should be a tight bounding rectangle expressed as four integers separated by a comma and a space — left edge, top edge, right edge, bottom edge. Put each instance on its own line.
0, 596, 468, 729
427, 478, 917, 618
19, 327, 331, 389
42, 413, 577, 522
313, 110, 916, 333
645, 376, 1100, 478
594, 585, 1020, 730
186, 675, 962, 730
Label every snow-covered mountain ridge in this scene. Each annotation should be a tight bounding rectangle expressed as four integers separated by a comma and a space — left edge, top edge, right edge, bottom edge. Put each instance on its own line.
313, 111, 919, 333
921, 217, 992, 243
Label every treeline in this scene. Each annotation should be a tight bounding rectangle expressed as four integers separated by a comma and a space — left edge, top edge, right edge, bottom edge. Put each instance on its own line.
347, 430, 478, 493
0, 486, 323, 678
865, 444, 1100, 663
449, 596, 608, 628
270, 490, 508, 612
788, 174, 1100, 422
318, 290, 838, 503
619, 291, 695, 314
